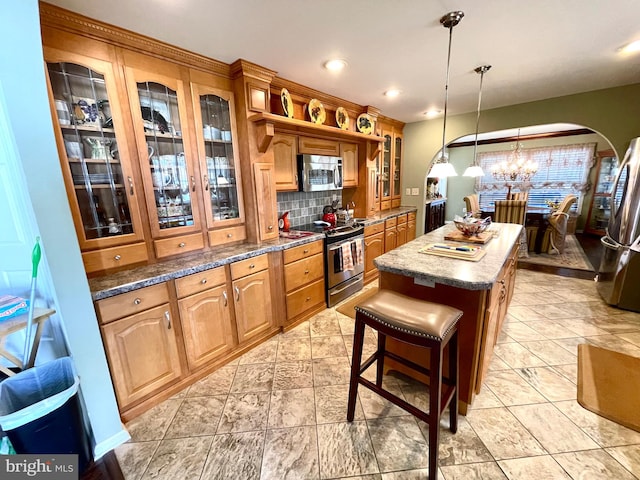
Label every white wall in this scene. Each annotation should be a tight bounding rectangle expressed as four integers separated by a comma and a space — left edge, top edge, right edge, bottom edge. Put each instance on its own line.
0, 0, 128, 458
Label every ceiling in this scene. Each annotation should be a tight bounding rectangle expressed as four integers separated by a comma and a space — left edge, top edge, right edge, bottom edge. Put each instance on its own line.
45, 0, 640, 124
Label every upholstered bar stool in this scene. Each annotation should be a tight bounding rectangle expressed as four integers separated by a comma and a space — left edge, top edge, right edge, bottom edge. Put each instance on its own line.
346, 289, 462, 480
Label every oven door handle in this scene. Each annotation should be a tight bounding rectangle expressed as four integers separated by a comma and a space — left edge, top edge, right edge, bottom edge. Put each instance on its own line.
328, 237, 363, 252
329, 280, 361, 296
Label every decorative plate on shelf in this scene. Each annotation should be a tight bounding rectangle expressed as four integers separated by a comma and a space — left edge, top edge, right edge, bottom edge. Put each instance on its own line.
336, 107, 350, 130
308, 99, 326, 125
280, 88, 293, 119
356, 113, 374, 134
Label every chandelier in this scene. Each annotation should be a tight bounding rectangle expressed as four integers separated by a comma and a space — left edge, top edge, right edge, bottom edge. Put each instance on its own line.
490, 128, 538, 196
428, 11, 464, 178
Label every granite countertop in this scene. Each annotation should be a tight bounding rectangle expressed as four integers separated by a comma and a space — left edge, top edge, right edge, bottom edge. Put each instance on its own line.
374, 222, 522, 290
356, 206, 418, 227
89, 206, 418, 301
88, 233, 324, 301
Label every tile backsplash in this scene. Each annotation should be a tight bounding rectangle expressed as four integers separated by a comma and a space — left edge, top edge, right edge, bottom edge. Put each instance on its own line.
276, 190, 342, 228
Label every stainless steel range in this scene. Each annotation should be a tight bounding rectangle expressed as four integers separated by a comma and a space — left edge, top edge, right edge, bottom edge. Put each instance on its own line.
323, 223, 365, 307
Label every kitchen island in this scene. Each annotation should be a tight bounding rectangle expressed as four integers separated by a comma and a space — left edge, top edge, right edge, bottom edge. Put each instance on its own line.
374, 222, 523, 414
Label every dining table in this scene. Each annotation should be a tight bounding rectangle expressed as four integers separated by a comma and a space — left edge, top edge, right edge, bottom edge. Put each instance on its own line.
480, 204, 553, 253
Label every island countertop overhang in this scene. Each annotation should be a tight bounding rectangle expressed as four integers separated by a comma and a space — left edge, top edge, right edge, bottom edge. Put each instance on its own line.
374, 223, 523, 290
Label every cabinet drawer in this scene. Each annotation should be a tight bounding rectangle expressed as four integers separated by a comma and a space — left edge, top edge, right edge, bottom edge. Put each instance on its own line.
298, 136, 340, 156
385, 217, 397, 228
82, 243, 148, 274
175, 266, 226, 299
396, 214, 407, 225
208, 225, 246, 247
364, 222, 385, 236
408, 212, 416, 222
391, 199, 401, 208
283, 240, 323, 264
96, 283, 169, 324
154, 233, 205, 259
381, 200, 392, 211
284, 253, 324, 291
230, 253, 269, 280
286, 279, 325, 320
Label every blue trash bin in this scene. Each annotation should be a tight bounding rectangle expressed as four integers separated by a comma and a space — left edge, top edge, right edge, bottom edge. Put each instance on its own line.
0, 357, 92, 473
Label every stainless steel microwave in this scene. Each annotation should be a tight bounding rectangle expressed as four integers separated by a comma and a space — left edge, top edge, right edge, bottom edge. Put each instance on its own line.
297, 154, 343, 192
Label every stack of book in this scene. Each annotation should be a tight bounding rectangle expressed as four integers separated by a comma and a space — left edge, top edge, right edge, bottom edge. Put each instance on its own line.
0, 295, 30, 322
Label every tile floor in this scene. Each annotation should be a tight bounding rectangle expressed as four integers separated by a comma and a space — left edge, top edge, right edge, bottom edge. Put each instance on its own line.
115, 270, 640, 479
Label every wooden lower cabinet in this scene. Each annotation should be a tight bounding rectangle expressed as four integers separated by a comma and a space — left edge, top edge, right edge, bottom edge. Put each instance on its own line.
282, 240, 325, 328
364, 223, 385, 284
178, 284, 235, 371
101, 303, 182, 408
232, 266, 274, 343
384, 217, 398, 252
396, 214, 408, 247
425, 199, 446, 233
407, 212, 416, 241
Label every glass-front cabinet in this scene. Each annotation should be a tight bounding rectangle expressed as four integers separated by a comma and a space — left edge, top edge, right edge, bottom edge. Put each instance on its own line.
393, 135, 402, 205
45, 50, 145, 252
190, 83, 244, 230
381, 132, 392, 208
585, 150, 617, 235
124, 65, 202, 239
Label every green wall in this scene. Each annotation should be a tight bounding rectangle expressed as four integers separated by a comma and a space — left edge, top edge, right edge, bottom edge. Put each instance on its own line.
403, 83, 640, 234
446, 133, 612, 230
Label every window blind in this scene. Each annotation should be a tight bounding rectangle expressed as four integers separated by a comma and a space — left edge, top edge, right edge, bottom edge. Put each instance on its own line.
475, 143, 596, 211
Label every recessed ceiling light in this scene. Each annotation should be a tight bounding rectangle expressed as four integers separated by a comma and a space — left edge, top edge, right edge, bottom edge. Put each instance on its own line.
324, 59, 347, 72
384, 89, 401, 98
424, 109, 442, 118
620, 40, 640, 54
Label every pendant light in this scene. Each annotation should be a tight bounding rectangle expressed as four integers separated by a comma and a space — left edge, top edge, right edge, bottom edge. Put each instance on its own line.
428, 11, 464, 178
463, 65, 492, 177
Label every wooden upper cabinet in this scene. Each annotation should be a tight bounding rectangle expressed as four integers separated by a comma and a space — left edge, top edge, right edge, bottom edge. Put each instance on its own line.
392, 134, 403, 204
123, 57, 202, 239
273, 133, 298, 191
298, 136, 340, 156
253, 163, 279, 241
340, 143, 358, 187
44, 47, 147, 259
189, 77, 245, 231
381, 131, 393, 205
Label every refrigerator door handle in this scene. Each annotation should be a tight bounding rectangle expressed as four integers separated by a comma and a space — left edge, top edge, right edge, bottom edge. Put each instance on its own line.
608, 146, 632, 227
601, 235, 621, 250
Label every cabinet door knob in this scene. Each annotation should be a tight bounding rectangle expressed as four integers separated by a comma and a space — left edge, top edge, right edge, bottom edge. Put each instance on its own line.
133, 298, 141, 305
179, 242, 186, 248
114, 255, 121, 261
201, 278, 207, 284
305, 296, 311, 302
303, 249, 309, 254
204, 175, 209, 191
268, 225, 273, 230
304, 270, 309, 274
164, 310, 171, 329
227, 233, 233, 238
222, 290, 228, 307
234, 285, 240, 302
249, 264, 255, 269
190, 176, 196, 192
128, 176, 134, 195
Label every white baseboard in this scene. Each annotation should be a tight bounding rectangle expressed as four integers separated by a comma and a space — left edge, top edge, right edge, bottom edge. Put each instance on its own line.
93, 427, 131, 460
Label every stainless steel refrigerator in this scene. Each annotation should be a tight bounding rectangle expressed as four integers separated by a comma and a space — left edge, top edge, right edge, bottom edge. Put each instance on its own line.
596, 137, 640, 312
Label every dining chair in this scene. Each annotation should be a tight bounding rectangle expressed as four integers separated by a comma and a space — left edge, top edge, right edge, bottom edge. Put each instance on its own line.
494, 200, 527, 225
507, 191, 529, 201
540, 194, 577, 254
463, 194, 481, 217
